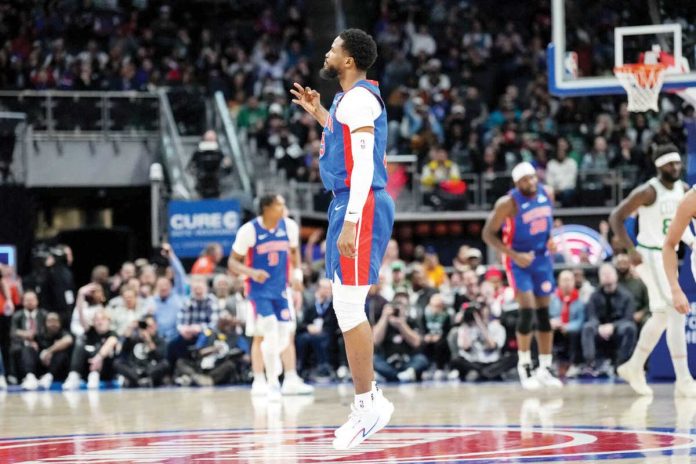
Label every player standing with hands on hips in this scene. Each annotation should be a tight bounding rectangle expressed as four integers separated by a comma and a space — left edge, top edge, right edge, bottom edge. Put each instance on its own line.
290, 28, 395, 450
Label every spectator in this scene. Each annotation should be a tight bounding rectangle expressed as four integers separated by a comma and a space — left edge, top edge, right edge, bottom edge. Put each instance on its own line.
296, 278, 337, 377
581, 136, 611, 171
410, 265, 438, 318
191, 243, 224, 275
372, 294, 428, 382
18, 312, 73, 390
0, 264, 20, 378
174, 310, 245, 386
452, 269, 483, 315
423, 247, 449, 288
114, 315, 169, 388
420, 146, 466, 209
448, 301, 514, 381
549, 270, 585, 376
546, 137, 578, 207
453, 246, 486, 277
110, 287, 147, 337
614, 253, 650, 328
187, 130, 229, 198
90, 265, 110, 298
10, 291, 48, 390
581, 264, 637, 375
212, 274, 240, 315
63, 310, 119, 390
167, 275, 220, 366
421, 294, 451, 379
40, 245, 75, 329
70, 283, 106, 337
573, 268, 595, 304
154, 244, 187, 342
109, 262, 136, 298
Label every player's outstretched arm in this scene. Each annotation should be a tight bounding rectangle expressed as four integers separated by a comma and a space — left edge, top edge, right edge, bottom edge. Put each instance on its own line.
290, 82, 329, 127
663, 189, 696, 314
608, 183, 655, 265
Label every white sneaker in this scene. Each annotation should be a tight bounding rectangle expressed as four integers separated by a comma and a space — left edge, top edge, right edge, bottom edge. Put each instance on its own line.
267, 383, 282, 402
62, 372, 81, 391
87, 371, 100, 390
433, 369, 446, 381
21, 373, 39, 391
396, 367, 416, 382
332, 388, 394, 450
536, 366, 563, 388
281, 376, 314, 395
38, 373, 53, 390
251, 378, 269, 396
0, 376, 6, 390
565, 364, 581, 379
518, 364, 541, 391
675, 378, 696, 398
447, 369, 460, 381
336, 365, 350, 380
617, 361, 653, 396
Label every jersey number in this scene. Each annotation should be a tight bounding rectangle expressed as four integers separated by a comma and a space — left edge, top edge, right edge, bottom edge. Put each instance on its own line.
663, 218, 672, 235
530, 218, 548, 235
268, 251, 279, 267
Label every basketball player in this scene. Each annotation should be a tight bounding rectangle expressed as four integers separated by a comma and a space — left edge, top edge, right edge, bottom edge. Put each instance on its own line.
610, 144, 696, 397
290, 28, 395, 450
482, 161, 563, 390
228, 194, 305, 400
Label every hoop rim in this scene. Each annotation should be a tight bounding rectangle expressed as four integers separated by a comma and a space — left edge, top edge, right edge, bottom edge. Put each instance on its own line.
613, 63, 667, 74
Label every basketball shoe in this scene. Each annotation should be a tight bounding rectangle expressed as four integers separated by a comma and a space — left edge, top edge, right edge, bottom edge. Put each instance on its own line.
536, 366, 563, 388
518, 363, 541, 390
617, 361, 653, 396
332, 384, 394, 450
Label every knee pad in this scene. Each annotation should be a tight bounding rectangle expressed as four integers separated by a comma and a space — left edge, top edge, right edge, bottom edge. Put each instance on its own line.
258, 316, 279, 353
332, 280, 370, 333
517, 308, 534, 335
535, 306, 552, 332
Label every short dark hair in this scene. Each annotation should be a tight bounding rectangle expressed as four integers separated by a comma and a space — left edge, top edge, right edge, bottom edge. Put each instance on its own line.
652, 143, 680, 163
259, 193, 279, 215
339, 28, 377, 71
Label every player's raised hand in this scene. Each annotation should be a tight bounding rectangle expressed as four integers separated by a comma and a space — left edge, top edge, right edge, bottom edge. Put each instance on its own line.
290, 82, 321, 115
672, 286, 691, 315
250, 269, 270, 283
512, 251, 534, 268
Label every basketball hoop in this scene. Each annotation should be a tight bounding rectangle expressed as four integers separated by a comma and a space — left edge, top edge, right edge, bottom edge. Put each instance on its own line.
613, 63, 666, 112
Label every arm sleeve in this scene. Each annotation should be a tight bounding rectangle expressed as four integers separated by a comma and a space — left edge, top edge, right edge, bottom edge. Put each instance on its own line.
285, 218, 300, 248
231, 222, 256, 256
170, 252, 188, 296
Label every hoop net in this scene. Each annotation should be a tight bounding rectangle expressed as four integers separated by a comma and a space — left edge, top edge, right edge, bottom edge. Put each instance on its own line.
613, 63, 666, 112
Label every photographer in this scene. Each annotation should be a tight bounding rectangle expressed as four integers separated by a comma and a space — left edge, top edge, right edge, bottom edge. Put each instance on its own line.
113, 315, 169, 388
63, 310, 118, 390
174, 310, 244, 386
449, 301, 514, 381
373, 292, 428, 382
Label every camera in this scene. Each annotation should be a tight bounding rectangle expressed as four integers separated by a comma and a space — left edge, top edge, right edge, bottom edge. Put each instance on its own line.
138, 320, 148, 330
462, 302, 482, 324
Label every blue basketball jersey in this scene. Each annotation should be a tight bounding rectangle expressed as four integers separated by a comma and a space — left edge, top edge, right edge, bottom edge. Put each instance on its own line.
245, 218, 290, 299
503, 186, 553, 254
319, 80, 389, 192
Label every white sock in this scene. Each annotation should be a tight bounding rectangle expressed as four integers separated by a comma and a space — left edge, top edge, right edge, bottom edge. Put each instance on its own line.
630, 312, 667, 366
539, 354, 553, 369
354, 390, 375, 411
666, 310, 693, 382
284, 370, 299, 381
518, 351, 532, 366
253, 372, 266, 382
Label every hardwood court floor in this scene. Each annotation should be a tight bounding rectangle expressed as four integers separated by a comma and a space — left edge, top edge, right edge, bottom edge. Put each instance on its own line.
1, 381, 695, 463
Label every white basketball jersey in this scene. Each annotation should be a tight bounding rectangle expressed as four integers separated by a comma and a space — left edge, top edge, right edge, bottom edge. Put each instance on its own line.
636, 178, 686, 248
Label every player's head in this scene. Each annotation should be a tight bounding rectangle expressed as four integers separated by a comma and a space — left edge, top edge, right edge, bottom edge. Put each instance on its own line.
511, 162, 538, 196
259, 193, 286, 221
652, 144, 682, 183
320, 28, 377, 80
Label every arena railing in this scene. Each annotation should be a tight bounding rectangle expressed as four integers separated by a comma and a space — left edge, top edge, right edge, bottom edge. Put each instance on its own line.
213, 91, 252, 197
0, 90, 159, 138
158, 89, 194, 199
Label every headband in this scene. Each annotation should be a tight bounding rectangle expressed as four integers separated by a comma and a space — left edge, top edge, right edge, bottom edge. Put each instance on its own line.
654, 152, 681, 168
511, 162, 536, 183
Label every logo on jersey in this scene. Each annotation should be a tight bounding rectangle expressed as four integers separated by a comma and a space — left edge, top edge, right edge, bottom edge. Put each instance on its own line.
4, 426, 695, 462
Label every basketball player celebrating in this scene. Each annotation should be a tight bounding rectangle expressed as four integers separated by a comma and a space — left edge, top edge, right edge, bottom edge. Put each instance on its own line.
228, 194, 305, 400
610, 144, 696, 397
290, 29, 395, 450
483, 162, 563, 390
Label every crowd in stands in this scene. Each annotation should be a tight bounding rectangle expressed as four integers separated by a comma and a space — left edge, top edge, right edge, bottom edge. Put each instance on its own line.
0, 236, 655, 391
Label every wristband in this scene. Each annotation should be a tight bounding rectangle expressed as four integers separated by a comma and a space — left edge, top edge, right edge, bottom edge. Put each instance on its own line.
292, 268, 304, 283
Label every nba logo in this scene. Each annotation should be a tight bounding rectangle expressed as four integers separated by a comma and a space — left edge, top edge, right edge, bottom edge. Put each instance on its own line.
564, 52, 578, 79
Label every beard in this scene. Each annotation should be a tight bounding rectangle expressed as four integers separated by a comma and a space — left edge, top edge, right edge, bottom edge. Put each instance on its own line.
319, 65, 339, 80
661, 171, 681, 183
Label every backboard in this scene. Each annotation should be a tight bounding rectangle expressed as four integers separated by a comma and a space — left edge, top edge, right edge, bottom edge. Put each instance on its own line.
548, 0, 696, 97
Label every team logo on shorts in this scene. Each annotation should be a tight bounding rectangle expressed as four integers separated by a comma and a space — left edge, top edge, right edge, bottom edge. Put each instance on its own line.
281, 308, 291, 320
2, 426, 694, 462
541, 281, 553, 293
